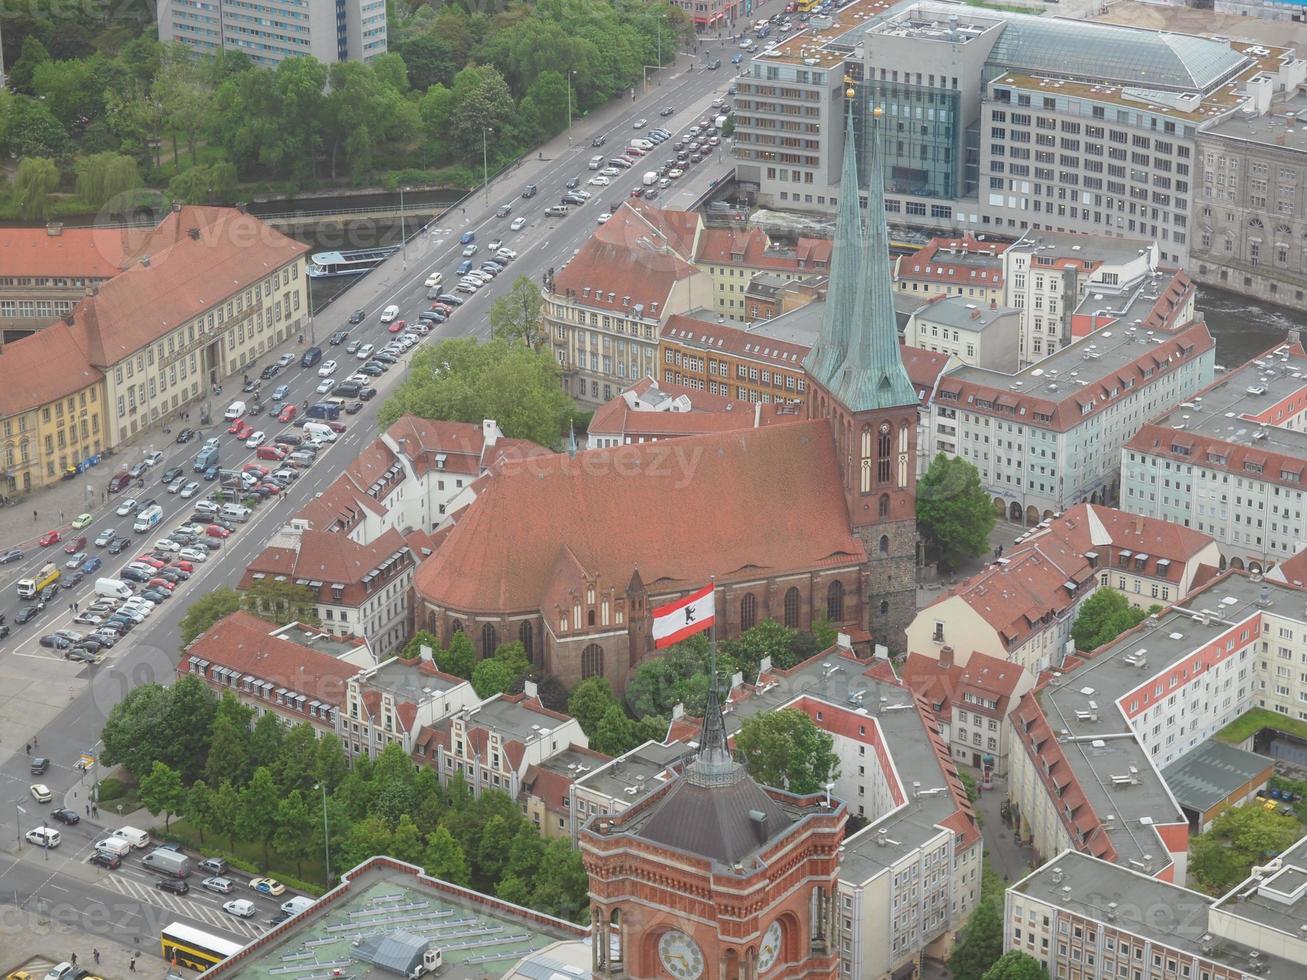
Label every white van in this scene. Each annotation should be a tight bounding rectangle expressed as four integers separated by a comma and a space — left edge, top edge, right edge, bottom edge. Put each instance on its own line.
301, 422, 338, 443
643, 171, 658, 186
94, 578, 134, 600
133, 504, 163, 534
95, 836, 132, 857
589, 154, 605, 170
629, 138, 653, 151
220, 503, 251, 523
379, 305, 400, 324
115, 825, 150, 848
281, 895, 316, 917
223, 401, 246, 420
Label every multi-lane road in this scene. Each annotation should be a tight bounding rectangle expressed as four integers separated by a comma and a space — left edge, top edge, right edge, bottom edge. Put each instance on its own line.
0, 33, 761, 956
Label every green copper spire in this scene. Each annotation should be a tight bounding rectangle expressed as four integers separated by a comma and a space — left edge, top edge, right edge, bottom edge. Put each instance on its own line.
804, 95, 917, 413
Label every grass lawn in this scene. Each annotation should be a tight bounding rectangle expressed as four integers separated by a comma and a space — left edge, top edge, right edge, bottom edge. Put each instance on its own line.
165, 818, 328, 893
1214, 707, 1307, 746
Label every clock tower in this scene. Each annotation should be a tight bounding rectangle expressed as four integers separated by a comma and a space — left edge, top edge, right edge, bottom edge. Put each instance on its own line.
580, 672, 846, 979
804, 95, 920, 651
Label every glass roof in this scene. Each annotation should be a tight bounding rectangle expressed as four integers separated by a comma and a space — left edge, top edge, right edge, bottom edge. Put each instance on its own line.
986, 14, 1250, 92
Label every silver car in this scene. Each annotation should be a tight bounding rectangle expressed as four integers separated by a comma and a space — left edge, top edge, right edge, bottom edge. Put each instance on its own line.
201, 876, 234, 894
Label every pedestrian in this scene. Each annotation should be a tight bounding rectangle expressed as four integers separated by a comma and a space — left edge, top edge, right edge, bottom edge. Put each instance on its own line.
74, 601, 79, 613
70, 954, 76, 967
32, 508, 37, 523
93, 950, 100, 966
86, 804, 90, 816
93, 803, 98, 817
129, 957, 136, 973
24, 742, 30, 755
59, 510, 64, 522
32, 735, 38, 748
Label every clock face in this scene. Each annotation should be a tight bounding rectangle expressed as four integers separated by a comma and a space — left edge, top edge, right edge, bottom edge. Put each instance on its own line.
879, 421, 890, 434
757, 920, 783, 973
658, 930, 705, 980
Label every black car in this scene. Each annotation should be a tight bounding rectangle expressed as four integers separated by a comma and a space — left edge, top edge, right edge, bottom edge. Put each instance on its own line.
359, 363, 385, 377
372, 352, 399, 365
592, 134, 607, 147
329, 329, 349, 345
259, 364, 280, 381
39, 584, 60, 603
161, 466, 184, 484
120, 567, 150, 583
30, 757, 49, 775
495, 204, 512, 217
348, 309, 366, 325
435, 293, 464, 307
107, 537, 129, 555
561, 193, 586, 206
175, 428, 196, 444
141, 589, 170, 603
62, 571, 85, 590
90, 850, 121, 870
359, 387, 378, 401
334, 382, 361, 398
0, 547, 23, 564
345, 400, 363, 415
40, 634, 71, 649
51, 808, 80, 825
660, 106, 675, 116
16, 606, 41, 625
0, 625, 8, 640
139, 498, 159, 510
156, 878, 189, 895
565, 176, 580, 189
76, 637, 105, 653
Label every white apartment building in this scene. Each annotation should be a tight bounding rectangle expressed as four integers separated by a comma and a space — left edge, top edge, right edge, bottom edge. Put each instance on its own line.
158, 0, 387, 66
1002, 231, 1160, 366
904, 295, 1021, 370
924, 317, 1215, 524
1122, 338, 1307, 571
338, 654, 479, 760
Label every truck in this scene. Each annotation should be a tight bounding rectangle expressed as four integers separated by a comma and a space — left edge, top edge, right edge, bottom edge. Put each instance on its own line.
193, 445, 219, 472
94, 577, 134, 600
643, 171, 658, 187
142, 846, 191, 878
133, 504, 163, 533
17, 563, 60, 599
306, 401, 341, 421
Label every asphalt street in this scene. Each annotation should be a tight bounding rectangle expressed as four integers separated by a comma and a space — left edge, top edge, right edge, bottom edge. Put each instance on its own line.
0, 31, 763, 958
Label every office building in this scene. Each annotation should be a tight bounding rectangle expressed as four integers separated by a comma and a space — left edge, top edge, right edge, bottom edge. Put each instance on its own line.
904, 295, 1021, 369
1121, 337, 1307, 571
157, 0, 387, 67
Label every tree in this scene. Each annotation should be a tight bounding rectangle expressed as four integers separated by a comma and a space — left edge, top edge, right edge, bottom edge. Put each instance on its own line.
210, 780, 242, 851
720, 620, 801, 676
276, 723, 319, 795
568, 677, 621, 736
735, 709, 838, 794
401, 630, 440, 661
186, 780, 214, 845
153, 47, 212, 167
390, 814, 426, 865
379, 337, 573, 449
948, 899, 1003, 980
916, 454, 996, 572
101, 683, 169, 780
249, 711, 285, 771
489, 276, 546, 351
394, 34, 457, 90
140, 761, 186, 831
423, 826, 470, 885
1190, 803, 1303, 895
1071, 588, 1149, 653
472, 658, 515, 698
437, 630, 476, 679
8, 36, 51, 93
981, 951, 1051, 980
520, 70, 570, 138
205, 693, 254, 788
241, 578, 320, 627
179, 588, 242, 645
169, 162, 238, 205
237, 766, 281, 865
624, 634, 731, 720
475, 815, 514, 890
446, 65, 515, 165
589, 704, 640, 756
314, 733, 349, 793
274, 790, 316, 877
12, 157, 61, 220
529, 837, 590, 920
160, 674, 218, 783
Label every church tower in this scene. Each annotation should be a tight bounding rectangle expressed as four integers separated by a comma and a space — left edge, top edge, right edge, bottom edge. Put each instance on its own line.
581, 664, 846, 979
804, 93, 920, 651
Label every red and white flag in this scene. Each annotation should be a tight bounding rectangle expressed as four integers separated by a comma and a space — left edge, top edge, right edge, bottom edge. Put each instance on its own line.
652, 584, 715, 649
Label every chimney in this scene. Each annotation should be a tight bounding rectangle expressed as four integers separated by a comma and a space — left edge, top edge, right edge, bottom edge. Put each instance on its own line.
172, 201, 183, 213
1135, 515, 1144, 534
140, 256, 151, 268
939, 645, 954, 668
187, 227, 201, 240
482, 419, 499, 449
749, 809, 768, 842
418, 643, 434, 663
45, 222, 63, 237
524, 679, 538, 699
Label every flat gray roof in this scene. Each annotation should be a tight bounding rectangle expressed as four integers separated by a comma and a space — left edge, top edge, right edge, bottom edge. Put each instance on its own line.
1212, 834, 1307, 937
1008, 229, 1155, 268
914, 296, 1020, 333
1204, 90, 1307, 153
206, 859, 589, 980
361, 658, 464, 700
272, 623, 365, 660
1072, 271, 1176, 326
470, 697, 570, 743
1146, 341, 1307, 459
1012, 851, 1304, 980
1160, 739, 1273, 815
574, 739, 686, 802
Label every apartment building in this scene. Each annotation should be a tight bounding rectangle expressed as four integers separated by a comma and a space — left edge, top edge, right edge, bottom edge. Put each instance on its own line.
734, 2, 1305, 277
894, 236, 1008, 306
904, 295, 1021, 370
694, 226, 831, 320
413, 691, 588, 802
908, 503, 1220, 677
922, 315, 1215, 522
1002, 231, 1163, 365
1006, 843, 1307, 980
519, 743, 613, 840
742, 272, 827, 321
181, 611, 374, 735
1070, 267, 1198, 347
338, 654, 479, 760
660, 309, 813, 402
1121, 338, 1307, 571
1191, 86, 1307, 309
569, 739, 686, 842
0, 224, 131, 340
157, 0, 387, 66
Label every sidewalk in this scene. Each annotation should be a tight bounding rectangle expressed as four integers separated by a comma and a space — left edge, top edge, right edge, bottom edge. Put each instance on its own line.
4, 921, 151, 978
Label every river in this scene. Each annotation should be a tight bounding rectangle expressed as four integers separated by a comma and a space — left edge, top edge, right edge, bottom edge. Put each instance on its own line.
1195, 285, 1307, 367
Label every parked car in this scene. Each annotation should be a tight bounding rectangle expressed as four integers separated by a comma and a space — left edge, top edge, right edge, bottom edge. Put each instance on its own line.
202, 876, 234, 894
249, 877, 286, 896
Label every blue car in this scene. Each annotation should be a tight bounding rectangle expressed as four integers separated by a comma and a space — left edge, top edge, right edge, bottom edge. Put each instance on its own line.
81, 555, 103, 574
459, 231, 475, 245
271, 384, 290, 402
732, 53, 743, 64
203, 465, 220, 481
457, 260, 473, 275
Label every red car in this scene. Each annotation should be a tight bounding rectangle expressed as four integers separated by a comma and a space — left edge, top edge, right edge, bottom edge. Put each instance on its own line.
278, 404, 298, 423
64, 535, 87, 554
228, 418, 246, 434
171, 560, 195, 573
147, 577, 176, 592
326, 420, 347, 434
258, 482, 282, 495
242, 463, 270, 477
432, 303, 454, 315
257, 445, 286, 461
135, 555, 166, 569
205, 524, 232, 538
387, 319, 407, 334
39, 530, 60, 547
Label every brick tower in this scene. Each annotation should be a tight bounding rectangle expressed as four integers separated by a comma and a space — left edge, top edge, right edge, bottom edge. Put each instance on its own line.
804, 95, 919, 651
581, 670, 846, 979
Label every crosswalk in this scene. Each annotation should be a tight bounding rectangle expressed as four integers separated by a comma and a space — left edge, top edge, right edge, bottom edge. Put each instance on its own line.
100, 872, 266, 939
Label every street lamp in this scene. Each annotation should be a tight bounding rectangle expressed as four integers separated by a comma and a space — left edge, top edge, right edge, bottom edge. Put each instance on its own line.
567, 70, 576, 140
316, 782, 331, 885
482, 127, 494, 206
398, 185, 411, 270
15, 801, 24, 847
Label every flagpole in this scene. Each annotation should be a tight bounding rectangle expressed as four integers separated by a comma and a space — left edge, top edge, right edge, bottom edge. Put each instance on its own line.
709, 575, 718, 700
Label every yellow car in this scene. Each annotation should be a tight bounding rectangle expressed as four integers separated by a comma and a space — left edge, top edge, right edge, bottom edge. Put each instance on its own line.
72, 513, 93, 529
249, 876, 285, 896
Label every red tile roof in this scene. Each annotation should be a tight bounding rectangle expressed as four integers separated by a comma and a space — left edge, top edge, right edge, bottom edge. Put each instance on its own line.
899, 346, 952, 406
896, 235, 1008, 288
414, 421, 866, 614
0, 322, 103, 417
0, 225, 136, 279
239, 526, 414, 605
67, 207, 307, 366
620, 201, 702, 259
587, 379, 801, 441
182, 611, 360, 706
662, 313, 810, 371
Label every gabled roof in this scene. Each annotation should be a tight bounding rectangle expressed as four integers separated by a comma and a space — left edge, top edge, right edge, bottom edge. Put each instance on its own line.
239, 526, 413, 606
0, 225, 136, 278
414, 421, 866, 614
0, 321, 103, 417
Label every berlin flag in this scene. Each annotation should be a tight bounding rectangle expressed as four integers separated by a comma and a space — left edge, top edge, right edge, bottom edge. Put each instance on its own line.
652, 584, 715, 649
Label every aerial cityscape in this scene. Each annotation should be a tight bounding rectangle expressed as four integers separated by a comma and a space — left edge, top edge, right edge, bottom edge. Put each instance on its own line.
6, 0, 1307, 978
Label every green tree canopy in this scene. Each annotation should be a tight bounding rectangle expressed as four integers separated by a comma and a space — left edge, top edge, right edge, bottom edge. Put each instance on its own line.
74, 151, 142, 210
917, 454, 996, 572
1071, 588, 1150, 652
568, 677, 622, 736
437, 630, 476, 679
179, 588, 243, 645
735, 709, 838, 795
139, 761, 186, 830
589, 704, 641, 756
948, 899, 1003, 980
488, 275, 546, 351
1190, 803, 1304, 895
379, 337, 573, 449
401, 630, 441, 661
241, 578, 320, 627
12, 156, 61, 220
981, 951, 1051, 980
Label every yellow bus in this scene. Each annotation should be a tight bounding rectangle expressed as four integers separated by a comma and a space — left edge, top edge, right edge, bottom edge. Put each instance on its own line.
17, 562, 60, 599
796, 0, 819, 13
161, 921, 244, 970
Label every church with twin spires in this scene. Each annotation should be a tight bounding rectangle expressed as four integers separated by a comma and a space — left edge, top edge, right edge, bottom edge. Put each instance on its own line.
412, 94, 919, 690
